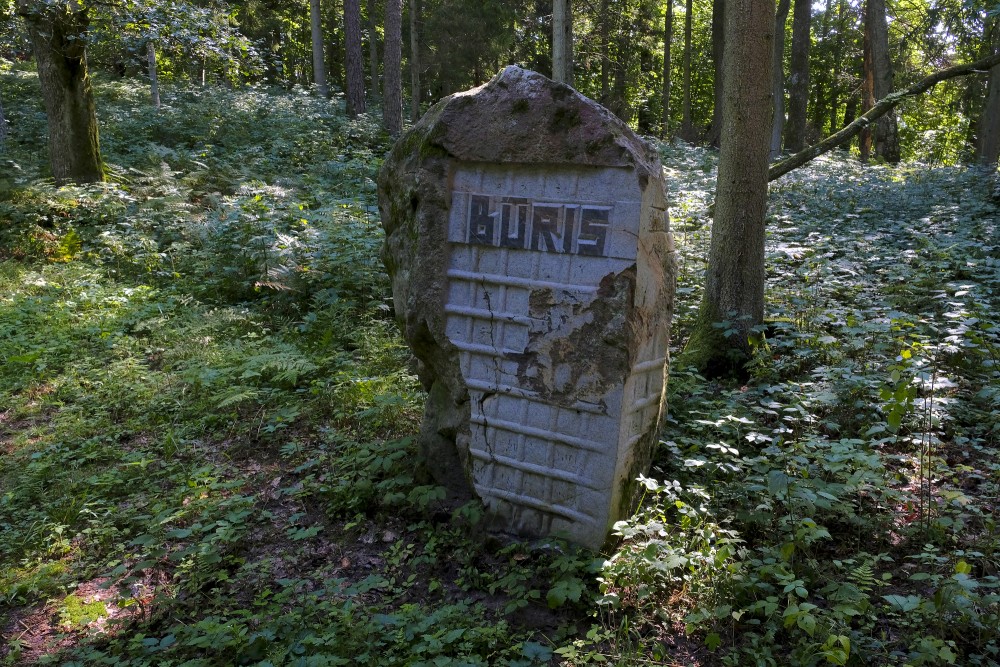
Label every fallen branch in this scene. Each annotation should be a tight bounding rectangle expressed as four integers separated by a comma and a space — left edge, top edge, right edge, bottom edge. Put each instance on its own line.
769, 51, 1000, 182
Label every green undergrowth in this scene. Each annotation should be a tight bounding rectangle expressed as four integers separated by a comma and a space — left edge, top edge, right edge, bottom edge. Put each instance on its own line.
0, 67, 596, 666
589, 148, 1000, 665
1, 63, 999, 666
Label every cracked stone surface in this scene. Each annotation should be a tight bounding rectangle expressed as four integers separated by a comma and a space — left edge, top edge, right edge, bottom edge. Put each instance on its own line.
377, 66, 677, 550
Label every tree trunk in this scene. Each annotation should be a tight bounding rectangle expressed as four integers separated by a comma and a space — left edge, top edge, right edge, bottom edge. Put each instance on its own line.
810, 0, 834, 134
345, 0, 366, 117
18, 2, 104, 184
410, 0, 420, 122
859, 10, 874, 160
311, 0, 329, 96
827, 0, 847, 135
611, 39, 630, 121
975, 21, 1000, 167
861, 0, 899, 162
680, 0, 693, 140
661, 0, 673, 137
553, 0, 567, 83
600, 0, 610, 101
769, 50, 1000, 181
784, 0, 810, 152
770, 0, 791, 159
565, 0, 574, 87
383, 0, 402, 136
368, 0, 380, 101
707, 0, 725, 146
681, 0, 774, 374
147, 40, 160, 109
975, 70, 1000, 166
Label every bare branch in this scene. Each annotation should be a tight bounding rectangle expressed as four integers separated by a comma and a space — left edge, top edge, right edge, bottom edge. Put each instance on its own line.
769, 51, 1000, 182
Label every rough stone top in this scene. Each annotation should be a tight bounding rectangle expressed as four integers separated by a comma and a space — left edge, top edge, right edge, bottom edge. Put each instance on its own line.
408, 66, 659, 178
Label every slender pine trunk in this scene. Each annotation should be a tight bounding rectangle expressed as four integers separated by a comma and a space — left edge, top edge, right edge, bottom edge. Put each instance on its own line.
345, 0, 367, 117
368, 0, 380, 101
810, 0, 834, 133
410, 0, 420, 122
661, 0, 673, 137
311, 0, 329, 96
680, 0, 693, 140
707, 0, 725, 146
827, 0, 847, 134
383, 0, 402, 136
784, 0, 810, 152
770, 0, 791, 159
600, 0, 610, 101
565, 0, 574, 86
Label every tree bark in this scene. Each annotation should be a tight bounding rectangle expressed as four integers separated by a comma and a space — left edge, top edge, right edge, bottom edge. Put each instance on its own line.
975, 70, 1000, 166
410, 0, 420, 122
565, 0, 574, 87
311, 0, 329, 97
345, 0, 367, 117
553, 0, 567, 83
682, 0, 774, 373
975, 21, 1000, 167
18, 1, 104, 184
860, 0, 899, 162
600, 0, 610, 101
147, 40, 160, 109
611, 35, 630, 121
784, 0, 810, 152
368, 0, 380, 101
680, 0, 693, 140
661, 0, 673, 137
826, 0, 848, 135
770, 0, 791, 159
707, 0, 725, 146
769, 50, 1000, 181
810, 0, 835, 134
383, 0, 402, 136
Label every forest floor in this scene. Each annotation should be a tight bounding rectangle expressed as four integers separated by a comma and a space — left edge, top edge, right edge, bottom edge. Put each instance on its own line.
0, 65, 998, 666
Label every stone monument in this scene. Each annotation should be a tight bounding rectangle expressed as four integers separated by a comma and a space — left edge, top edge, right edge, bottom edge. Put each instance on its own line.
377, 66, 676, 550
